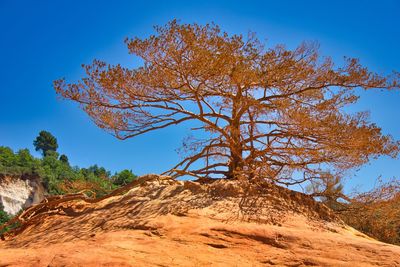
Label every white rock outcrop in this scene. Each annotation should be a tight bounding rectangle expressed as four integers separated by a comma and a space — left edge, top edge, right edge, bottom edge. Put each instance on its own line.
0, 176, 45, 215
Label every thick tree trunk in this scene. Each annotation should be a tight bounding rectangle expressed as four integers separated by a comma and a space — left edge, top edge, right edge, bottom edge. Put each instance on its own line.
228, 152, 243, 179
227, 87, 245, 179
227, 119, 243, 179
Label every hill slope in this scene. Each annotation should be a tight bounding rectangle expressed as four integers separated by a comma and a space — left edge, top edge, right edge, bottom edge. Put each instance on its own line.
1, 176, 399, 266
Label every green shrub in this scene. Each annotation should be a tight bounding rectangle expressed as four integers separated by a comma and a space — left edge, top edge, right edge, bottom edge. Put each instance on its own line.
113, 169, 137, 186
0, 206, 10, 225
0, 146, 42, 177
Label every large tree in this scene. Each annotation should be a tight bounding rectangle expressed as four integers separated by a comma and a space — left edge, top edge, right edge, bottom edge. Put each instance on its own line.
54, 20, 399, 185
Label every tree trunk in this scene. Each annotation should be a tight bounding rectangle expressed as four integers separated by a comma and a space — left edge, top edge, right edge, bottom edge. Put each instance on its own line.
227, 119, 243, 179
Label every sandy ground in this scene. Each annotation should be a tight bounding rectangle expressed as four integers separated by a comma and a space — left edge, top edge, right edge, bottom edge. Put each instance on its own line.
0, 178, 399, 266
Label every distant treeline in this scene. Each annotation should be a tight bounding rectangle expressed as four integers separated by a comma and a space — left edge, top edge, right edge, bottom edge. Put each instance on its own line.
0, 131, 137, 196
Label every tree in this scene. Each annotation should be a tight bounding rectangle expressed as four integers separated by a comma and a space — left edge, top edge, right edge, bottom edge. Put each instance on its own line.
113, 169, 137, 186
59, 154, 69, 165
82, 165, 110, 179
54, 20, 400, 185
339, 178, 400, 245
0, 147, 42, 177
33, 131, 58, 156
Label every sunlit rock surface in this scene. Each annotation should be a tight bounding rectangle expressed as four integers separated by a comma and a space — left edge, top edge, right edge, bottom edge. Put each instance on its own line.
0, 176, 45, 215
1, 176, 399, 266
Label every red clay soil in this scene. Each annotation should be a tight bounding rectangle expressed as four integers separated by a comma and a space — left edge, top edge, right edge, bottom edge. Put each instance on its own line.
1, 177, 399, 266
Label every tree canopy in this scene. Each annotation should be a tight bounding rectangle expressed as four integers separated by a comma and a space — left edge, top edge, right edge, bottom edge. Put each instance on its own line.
113, 169, 137, 186
33, 130, 58, 156
55, 20, 400, 185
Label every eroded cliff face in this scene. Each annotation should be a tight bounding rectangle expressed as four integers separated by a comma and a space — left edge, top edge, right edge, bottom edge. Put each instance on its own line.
0, 176, 45, 215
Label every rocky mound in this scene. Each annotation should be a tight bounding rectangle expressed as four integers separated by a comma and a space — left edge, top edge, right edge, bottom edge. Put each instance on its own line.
0, 175, 399, 266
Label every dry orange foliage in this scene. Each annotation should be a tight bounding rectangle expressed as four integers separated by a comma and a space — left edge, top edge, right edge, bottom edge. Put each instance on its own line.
339, 179, 400, 244
54, 20, 399, 185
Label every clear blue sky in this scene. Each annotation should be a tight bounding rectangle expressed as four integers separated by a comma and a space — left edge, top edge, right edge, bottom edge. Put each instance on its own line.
0, 0, 399, 193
